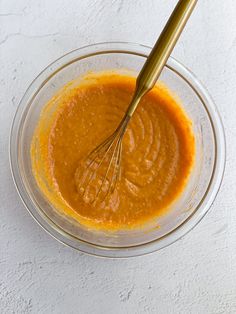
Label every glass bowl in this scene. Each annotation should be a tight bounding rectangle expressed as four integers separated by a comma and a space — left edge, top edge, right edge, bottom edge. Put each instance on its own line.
10, 42, 226, 258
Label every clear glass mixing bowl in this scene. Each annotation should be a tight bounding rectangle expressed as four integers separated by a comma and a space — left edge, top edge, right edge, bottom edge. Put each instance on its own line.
10, 42, 226, 258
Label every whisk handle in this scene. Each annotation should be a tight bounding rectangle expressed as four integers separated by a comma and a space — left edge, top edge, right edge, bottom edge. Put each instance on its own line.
126, 0, 197, 117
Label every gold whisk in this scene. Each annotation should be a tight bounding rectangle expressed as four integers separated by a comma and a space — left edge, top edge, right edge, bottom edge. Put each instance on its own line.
76, 0, 197, 204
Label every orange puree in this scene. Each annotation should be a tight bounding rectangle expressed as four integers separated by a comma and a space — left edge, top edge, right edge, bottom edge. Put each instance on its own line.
31, 72, 195, 230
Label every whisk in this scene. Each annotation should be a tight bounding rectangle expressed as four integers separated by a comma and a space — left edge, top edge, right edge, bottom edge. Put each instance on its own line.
76, 0, 197, 204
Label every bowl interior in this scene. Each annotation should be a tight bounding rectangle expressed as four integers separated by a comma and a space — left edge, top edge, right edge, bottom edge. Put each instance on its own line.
11, 43, 223, 256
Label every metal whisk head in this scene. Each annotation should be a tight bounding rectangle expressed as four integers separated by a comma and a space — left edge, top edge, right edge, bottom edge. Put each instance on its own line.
75, 116, 130, 204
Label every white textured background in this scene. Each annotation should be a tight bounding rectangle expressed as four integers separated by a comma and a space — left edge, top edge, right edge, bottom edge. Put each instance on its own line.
1, 0, 236, 313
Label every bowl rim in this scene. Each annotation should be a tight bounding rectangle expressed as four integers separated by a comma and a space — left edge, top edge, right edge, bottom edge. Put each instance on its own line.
9, 41, 226, 258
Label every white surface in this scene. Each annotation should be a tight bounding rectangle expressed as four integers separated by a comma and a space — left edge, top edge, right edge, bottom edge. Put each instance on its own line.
0, 0, 236, 313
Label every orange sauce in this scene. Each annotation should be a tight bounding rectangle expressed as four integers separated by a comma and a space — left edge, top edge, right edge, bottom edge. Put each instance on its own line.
31, 72, 195, 230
